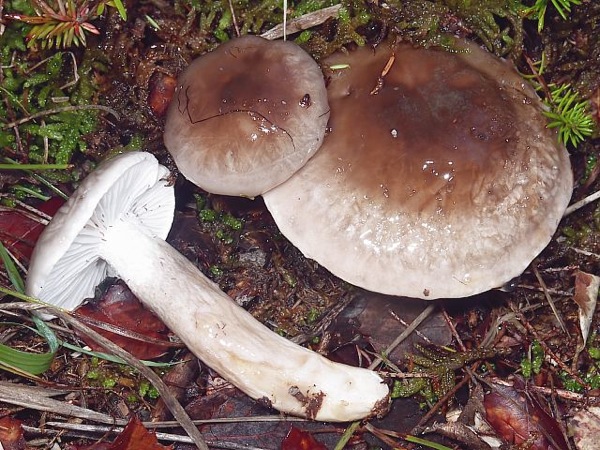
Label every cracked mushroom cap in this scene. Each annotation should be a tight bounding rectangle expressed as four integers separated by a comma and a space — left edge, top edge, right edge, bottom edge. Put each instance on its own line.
263, 38, 573, 299
164, 35, 330, 197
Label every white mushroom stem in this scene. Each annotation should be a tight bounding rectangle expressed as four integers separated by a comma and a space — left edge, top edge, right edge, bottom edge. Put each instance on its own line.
100, 218, 390, 422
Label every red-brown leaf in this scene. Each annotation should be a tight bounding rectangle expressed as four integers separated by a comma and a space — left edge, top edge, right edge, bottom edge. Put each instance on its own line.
0, 416, 26, 450
484, 378, 568, 450
0, 197, 63, 261
75, 282, 174, 359
281, 426, 327, 450
67, 417, 172, 450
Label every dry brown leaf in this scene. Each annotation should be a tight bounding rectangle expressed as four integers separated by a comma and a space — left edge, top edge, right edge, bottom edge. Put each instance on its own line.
572, 270, 600, 350
0, 416, 26, 450
484, 378, 568, 450
66, 417, 173, 450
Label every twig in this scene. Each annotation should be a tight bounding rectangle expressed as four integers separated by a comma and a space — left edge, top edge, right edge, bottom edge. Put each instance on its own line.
0, 0, 5, 37
260, 4, 341, 40
11, 199, 52, 222
388, 310, 434, 345
442, 307, 465, 351
23, 423, 268, 450
227, 0, 240, 37
508, 302, 588, 388
569, 246, 600, 259
516, 283, 572, 297
1, 104, 120, 129
0, 381, 118, 424
564, 189, 600, 216
532, 265, 567, 334
368, 304, 436, 370
525, 383, 600, 402
411, 363, 478, 433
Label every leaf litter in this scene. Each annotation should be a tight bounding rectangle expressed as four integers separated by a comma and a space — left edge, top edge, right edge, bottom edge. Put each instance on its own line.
0, 0, 599, 449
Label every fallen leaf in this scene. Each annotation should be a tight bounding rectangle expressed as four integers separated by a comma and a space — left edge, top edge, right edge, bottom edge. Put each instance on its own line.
572, 270, 600, 350
0, 416, 26, 450
484, 377, 568, 450
0, 197, 63, 261
331, 291, 451, 365
148, 72, 177, 117
67, 417, 172, 450
75, 282, 175, 359
570, 406, 600, 450
281, 426, 327, 450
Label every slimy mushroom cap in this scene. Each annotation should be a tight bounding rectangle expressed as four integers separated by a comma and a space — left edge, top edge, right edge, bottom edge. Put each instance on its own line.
164, 35, 330, 197
263, 38, 573, 299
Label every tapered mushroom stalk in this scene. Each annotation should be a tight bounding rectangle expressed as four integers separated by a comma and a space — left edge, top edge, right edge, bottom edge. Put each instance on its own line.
26, 152, 389, 422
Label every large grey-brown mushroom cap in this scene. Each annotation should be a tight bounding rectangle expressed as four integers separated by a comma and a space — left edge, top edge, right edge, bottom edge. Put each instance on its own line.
164, 35, 330, 197
263, 38, 573, 299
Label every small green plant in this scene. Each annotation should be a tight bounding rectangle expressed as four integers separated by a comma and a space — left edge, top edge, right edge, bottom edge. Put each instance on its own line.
525, 0, 582, 32
543, 83, 595, 148
6, 0, 127, 49
0, 16, 119, 178
520, 340, 544, 378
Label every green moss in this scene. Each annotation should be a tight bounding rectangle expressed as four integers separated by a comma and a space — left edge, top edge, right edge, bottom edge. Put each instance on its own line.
0, 11, 107, 181
444, 0, 524, 55
383, 0, 524, 57
199, 209, 218, 222
392, 345, 499, 403
222, 213, 243, 230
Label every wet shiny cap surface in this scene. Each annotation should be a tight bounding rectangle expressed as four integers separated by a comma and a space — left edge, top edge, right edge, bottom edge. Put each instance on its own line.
164, 35, 329, 197
263, 38, 573, 299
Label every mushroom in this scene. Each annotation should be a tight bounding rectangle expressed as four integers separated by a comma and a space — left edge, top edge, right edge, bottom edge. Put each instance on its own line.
163, 35, 329, 197
263, 38, 573, 299
25, 151, 389, 422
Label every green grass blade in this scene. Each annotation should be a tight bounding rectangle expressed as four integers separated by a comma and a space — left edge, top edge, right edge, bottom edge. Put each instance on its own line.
0, 242, 25, 293
0, 341, 54, 375
0, 244, 57, 375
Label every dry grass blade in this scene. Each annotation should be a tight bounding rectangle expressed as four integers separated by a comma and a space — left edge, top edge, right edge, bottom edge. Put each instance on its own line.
564, 188, 600, 216
0, 381, 118, 424
47, 307, 210, 450
368, 303, 436, 370
1, 104, 120, 129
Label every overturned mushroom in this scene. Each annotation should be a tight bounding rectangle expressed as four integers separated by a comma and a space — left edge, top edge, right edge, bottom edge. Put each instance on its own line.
25, 151, 389, 422
164, 35, 329, 197
263, 38, 573, 299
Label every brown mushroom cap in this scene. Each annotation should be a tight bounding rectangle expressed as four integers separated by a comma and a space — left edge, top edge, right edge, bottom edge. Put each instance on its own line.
164, 35, 329, 197
263, 38, 573, 299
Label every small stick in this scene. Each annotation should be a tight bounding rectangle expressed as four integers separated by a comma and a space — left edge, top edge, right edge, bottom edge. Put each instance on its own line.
564, 189, 600, 216
2, 104, 120, 129
260, 5, 342, 41
368, 304, 436, 370
509, 302, 588, 388
532, 265, 568, 334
